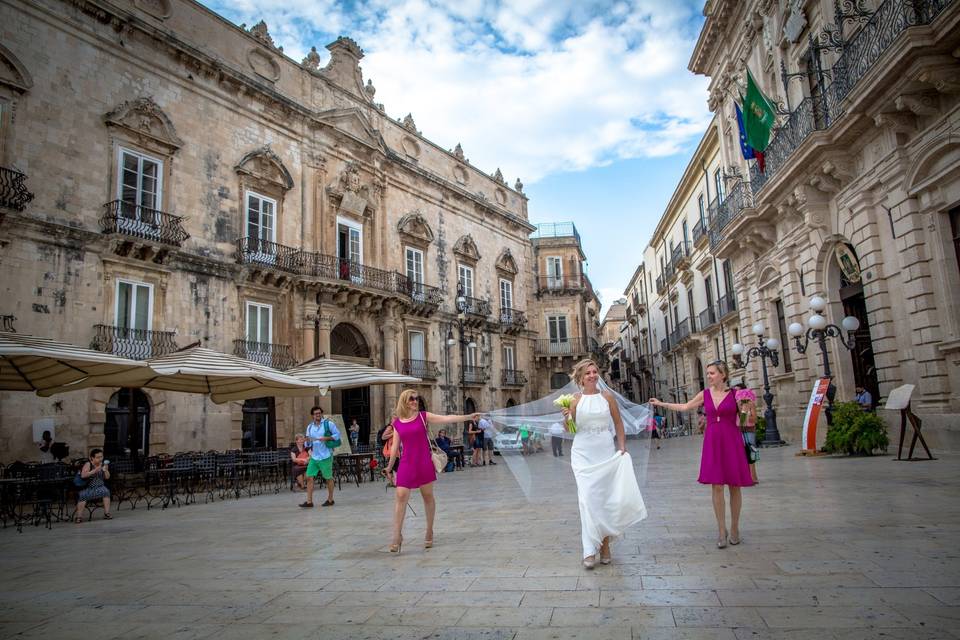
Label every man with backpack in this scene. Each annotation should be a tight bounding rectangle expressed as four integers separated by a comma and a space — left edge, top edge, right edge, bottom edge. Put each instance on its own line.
300, 406, 341, 508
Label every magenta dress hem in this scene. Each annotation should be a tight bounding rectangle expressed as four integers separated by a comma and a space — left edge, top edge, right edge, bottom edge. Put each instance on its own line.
393, 412, 437, 489
698, 388, 754, 487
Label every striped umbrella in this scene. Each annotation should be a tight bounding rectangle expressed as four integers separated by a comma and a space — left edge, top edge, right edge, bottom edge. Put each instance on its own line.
286, 356, 420, 394
1, 331, 151, 392
38, 345, 319, 404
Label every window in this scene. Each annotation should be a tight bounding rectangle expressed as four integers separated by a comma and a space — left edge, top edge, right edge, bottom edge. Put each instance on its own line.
722, 260, 735, 296
698, 194, 706, 226
687, 290, 695, 328
406, 247, 424, 300
246, 191, 276, 259
408, 330, 425, 361
547, 315, 569, 354
246, 302, 272, 344
337, 217, 362, 282
682, 220, 689, 246
503, 344, 515, 370
465, 344, 477, 367
546, 256, 563, 288
550, 372, 569, 390
732, 327, 739, 347
714, 169, 725, 203
714, 337, 720, 360
458, 264, 474, 297
500, 279, 513, 323
775, 299, 793, 373
115, 279, 153, 356
118, 148, 163, 236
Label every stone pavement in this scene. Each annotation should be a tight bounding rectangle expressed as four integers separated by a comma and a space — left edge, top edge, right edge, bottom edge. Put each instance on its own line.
1, 436, 959, 640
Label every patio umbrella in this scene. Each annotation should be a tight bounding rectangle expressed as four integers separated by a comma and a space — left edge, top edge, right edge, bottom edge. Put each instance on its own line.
0, 331, 151, 392
286, 356, 420, 394
38, 345, 319, 403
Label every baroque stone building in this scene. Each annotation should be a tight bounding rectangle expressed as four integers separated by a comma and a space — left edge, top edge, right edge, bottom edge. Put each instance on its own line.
528, 223, 603, 397
0, 0, 537, 461
688, 0, 960, 445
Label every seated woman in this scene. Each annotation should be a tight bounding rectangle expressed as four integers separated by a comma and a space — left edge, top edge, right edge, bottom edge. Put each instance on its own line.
434, 429, 459, 472
290, 434, 310, 490
75, 448, 112, 523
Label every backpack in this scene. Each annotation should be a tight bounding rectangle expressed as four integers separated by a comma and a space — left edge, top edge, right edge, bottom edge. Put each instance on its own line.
323, 420, 341, 449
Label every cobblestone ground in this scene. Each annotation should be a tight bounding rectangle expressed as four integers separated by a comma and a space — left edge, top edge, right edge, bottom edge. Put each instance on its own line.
1, 436, 959, 640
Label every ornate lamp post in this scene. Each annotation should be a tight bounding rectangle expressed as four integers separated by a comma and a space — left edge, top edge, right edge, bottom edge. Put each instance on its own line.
787, 295, 859, 425
446, 282, 477, 413
732, 322, 784, 446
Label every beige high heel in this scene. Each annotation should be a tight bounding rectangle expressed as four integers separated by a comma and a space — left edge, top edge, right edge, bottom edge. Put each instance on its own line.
424, 538, 433, 549
582, 555, 597, 569
389, 535, 403, 554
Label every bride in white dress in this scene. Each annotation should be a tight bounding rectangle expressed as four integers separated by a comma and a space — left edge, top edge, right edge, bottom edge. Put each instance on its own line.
562, 359, 647, 568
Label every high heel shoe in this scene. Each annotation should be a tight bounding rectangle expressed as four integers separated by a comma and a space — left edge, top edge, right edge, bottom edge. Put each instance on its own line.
389, 535, 403, 553
717, 533, 728, 549
424, 537, 433, 549
582, 555, 597, 569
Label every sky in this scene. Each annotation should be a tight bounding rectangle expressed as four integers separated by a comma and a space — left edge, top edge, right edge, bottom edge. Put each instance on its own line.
200, 0, 711, 312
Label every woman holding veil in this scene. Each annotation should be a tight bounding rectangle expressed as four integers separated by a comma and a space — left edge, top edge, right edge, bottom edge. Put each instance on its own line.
561, 359, 648, 568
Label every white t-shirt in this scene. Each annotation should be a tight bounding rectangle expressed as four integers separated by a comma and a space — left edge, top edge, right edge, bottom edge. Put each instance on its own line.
479, 417, 495, 438
549, 422, 564, 436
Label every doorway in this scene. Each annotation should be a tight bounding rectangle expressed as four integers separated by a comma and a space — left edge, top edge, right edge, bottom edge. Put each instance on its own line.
242, 397, 276, 450
841, 285, 879, 407
340, 386, 371, 446
105, 389, 151, 464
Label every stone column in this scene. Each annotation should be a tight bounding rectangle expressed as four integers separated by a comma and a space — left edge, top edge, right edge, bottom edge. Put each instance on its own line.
317, 314, 333, 359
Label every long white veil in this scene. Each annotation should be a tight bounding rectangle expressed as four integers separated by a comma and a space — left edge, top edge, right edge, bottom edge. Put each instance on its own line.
484, 379, 653, 501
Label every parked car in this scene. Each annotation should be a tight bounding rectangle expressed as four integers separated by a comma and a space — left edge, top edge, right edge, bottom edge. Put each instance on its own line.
493, 426, 523, 454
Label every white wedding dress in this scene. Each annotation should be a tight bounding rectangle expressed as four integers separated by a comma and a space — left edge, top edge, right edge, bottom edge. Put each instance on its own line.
571, 392, 648, 559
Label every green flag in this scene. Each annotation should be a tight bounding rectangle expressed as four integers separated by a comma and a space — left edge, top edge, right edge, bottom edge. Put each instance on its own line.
743, 68, 777, 152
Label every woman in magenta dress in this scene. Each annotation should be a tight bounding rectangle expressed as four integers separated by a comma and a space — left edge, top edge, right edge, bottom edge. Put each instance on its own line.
650, 360, 752, 548
386, 389, 479, 553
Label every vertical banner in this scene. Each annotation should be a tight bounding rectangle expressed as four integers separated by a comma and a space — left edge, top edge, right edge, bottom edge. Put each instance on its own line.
801, 377, 831, 452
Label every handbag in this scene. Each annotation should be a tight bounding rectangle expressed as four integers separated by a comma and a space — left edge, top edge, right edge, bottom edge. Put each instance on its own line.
323, 421, 341, 449
743, 433, 758, 464
420, 412, 448, 474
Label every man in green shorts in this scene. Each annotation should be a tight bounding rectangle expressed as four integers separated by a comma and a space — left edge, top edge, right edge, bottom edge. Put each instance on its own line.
300, 406, 340, 508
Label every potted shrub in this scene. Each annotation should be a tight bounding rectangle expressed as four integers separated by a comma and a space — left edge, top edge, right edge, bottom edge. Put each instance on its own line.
823, 401, 889, 455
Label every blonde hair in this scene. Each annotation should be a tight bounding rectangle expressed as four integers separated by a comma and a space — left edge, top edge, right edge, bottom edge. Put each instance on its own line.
294, 433, 305, 440
570, 358, 599, 387
707, 360, 730, 385
394, 389, 419, 421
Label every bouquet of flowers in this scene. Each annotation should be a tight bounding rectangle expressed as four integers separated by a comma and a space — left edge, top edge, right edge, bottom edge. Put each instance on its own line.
735, 388, 756, 427
553, 394, 577, 434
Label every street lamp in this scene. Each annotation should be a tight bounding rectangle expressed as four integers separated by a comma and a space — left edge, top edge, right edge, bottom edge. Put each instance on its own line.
732, 323, 784, 446
787, 296, 859, 426
448, 282, 477, 413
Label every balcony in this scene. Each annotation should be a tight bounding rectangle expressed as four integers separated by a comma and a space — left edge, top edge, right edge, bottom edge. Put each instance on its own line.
0, 166, 34, 213
459, 295, 491, 326
534, 337, 591, 358
499, 308, 528, 333
402, 358, 440, 381
692, 219, 708, 247
697, 306, 718, 333
707, 181, 754, 250
660, 337, 670, 355
717, 294, 737, 319
655, 274, 666, 295
100, 200, 189, 250
462, 365, 489, 386
501, 369, 528, 386
91, 324, 179, 360
398, 277, 443, 316
236, 237, 301, 274
531, 221, 581, 245
669, 318, 692, 350
301, 252, 400, 295
232, 339, 297, 370
537, 274, 587, 294
1, 314, 14, 331
669, 241, 691, 277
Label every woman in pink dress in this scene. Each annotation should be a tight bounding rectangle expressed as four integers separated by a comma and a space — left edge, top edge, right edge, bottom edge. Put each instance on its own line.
386, 389, 479, 553
650, 360, 753, 548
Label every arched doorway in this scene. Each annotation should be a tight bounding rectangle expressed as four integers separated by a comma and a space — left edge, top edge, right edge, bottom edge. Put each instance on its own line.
828, 242, 879, 405
331, 323, 372, 445
242, 397, 276, 450
506, 398, 516, 408
105, 389, 151, 463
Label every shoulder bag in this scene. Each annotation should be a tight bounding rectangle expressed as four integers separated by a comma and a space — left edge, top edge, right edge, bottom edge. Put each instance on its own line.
421, 412, 448, 474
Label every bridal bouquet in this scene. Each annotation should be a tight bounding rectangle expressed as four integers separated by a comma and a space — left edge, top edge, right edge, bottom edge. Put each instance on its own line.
735, 388, 756, 428
553, 394, 577, 434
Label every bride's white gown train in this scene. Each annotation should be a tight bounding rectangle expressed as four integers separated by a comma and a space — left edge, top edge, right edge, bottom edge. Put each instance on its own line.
570, 392, 647, 559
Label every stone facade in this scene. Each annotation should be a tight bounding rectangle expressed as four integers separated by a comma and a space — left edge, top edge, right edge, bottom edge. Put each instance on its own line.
683, 0, 960, 446
0, 0, 538, 462
528, 223, 603, 397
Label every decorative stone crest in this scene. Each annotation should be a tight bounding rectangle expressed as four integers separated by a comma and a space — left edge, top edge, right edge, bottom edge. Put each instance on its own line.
302, 46, 321, 70
327, 160, 378, 218
453, 143, 465, 160
402, 113, 419, 134
104, 96, 183, 152
495, 249, 518, 276
234, 145, 294, 191
248, 20, 280, 50
492, 168, 505, 185
453, 234, 481, 263
783, 2, 806, 44
397, 211, 435, 246
322, 37, 368, 99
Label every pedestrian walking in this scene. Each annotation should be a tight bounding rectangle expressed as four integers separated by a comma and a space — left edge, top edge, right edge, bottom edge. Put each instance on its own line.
386, 389, 479, 553
549, 421, 564, 456
300, 406, 340, 508
650, 360, 753, 549
479, 415, 497, 465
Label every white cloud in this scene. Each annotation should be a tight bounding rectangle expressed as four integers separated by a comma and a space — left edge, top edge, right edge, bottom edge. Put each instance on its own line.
203, 0, 710, 184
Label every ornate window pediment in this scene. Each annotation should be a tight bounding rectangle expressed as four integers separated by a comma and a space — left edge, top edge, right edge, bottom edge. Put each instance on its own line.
0, 43, 33, 93
453, 234, 481, 264
397, 211, 434, 247
104, 96, 182, 154
235, 145, 294, 193
495, 248, 518, 277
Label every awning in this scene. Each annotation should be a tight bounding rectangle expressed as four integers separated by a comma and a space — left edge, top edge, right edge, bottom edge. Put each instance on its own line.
286, 356, 420, 394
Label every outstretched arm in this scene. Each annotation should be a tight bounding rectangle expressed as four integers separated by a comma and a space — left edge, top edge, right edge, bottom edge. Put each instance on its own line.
426, 412, 481, 425
649, 391, 704, 413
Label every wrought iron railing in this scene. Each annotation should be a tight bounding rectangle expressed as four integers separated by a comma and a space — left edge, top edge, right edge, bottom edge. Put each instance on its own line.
669, 318, 691, 348
660, 337, 670, 355
537, 274, 586, 291
499, 308, 527, 330
460, 295, 491, 318
697, 307, 717, 332
750, 0, 955, 193
1, 314, 15, 332
232, 339, 297, 370
692, 219, 707, 244
531, 222, 581, 244
236, 237, 301, 273
100, 200, 189, 247
398, 277, 443, 307
402, 359, 439, 380
669, 241, 691, 272
462, 365, 489, 385
501, 369, 527, 386
655, 274, 666, 295
708, 181, 755, 248
717, 294, 737, 318
534, 337, 590, 356
91, 324, 179, 360
0, 167, 34, 212
301, 252, 399, 294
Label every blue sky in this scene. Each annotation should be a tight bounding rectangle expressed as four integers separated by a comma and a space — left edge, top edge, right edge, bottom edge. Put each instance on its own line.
200, 0, 710, 311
